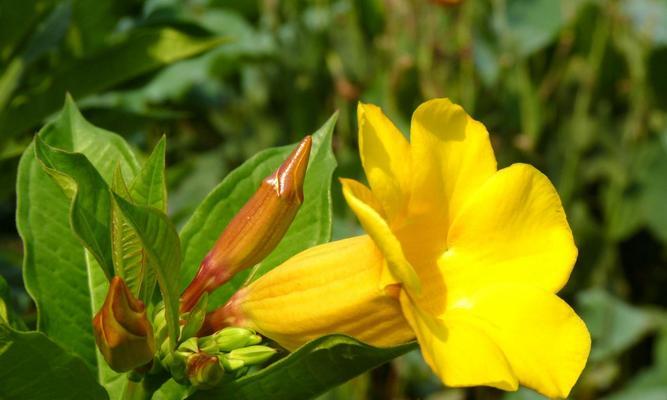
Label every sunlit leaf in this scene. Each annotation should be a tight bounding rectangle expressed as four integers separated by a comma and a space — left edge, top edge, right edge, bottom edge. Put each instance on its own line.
16, 96, 139, 395
187, 335, 416, 400
0, 322, 108, 400
0, 28, 225, 138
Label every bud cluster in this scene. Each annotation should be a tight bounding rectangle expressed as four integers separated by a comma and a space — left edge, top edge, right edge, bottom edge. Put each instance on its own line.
164, 327, 277, 388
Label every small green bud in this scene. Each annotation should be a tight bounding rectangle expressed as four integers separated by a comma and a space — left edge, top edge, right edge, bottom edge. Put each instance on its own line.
227, 345, 277, 366
199, 327, 262, 354
187, 353, 224, 389
218, 355, 245, 371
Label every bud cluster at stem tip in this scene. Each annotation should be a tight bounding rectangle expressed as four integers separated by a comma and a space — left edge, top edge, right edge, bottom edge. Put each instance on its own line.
164, 327, 277, 388
180, 136, 312, 312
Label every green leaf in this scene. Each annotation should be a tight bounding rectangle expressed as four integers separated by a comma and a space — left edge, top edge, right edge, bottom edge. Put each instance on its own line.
16, 96, 139, 394
0, 1, 70, 110
111, 167, 146, 297
112, 193, 181, 350
178, 113, 338, 309
577, 288, 659, 362
111, 137, 167, 302
0, 322, 109, 400
34, 136, 115, 279
0, 28, 225, 138
187, 335, 416, 400
0, 0, 57, 64
129, 136, 168, 212
500, 0, 564, 57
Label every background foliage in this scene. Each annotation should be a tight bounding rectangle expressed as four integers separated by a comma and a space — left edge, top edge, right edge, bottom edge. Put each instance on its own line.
1, 0, 667, 399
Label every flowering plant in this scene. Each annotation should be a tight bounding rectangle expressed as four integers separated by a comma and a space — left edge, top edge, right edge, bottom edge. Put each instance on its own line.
0, 96, 589, 399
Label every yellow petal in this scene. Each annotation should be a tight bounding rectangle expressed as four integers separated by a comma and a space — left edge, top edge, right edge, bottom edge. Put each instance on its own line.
357, 102, 412, 222
399, 291, 518, 392
401, 285, 590, 399
236, 236, 415, 350
442, 164, 577, 303
341, 178, 421, 294
409, 98, 497, 251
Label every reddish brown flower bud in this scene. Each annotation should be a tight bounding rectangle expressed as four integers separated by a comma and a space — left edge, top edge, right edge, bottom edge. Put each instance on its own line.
186, 353, 225, 389
180, 136, 312, 312
93, 276, 155, 372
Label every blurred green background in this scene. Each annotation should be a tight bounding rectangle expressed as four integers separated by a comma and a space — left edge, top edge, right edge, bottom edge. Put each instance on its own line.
2, 0, 667, 399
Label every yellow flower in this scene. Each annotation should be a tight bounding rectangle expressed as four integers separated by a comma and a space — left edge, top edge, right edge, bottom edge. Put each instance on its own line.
206, 99, 591, 398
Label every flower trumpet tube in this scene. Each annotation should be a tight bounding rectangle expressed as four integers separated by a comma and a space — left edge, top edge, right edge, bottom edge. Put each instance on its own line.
205, 99, 591, 399
92, 276, 155, 372
199, 236, 416, 350
180, 136, 312, 312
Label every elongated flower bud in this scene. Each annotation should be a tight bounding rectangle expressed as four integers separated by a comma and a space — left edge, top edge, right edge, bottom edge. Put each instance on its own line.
200, 236, 415, 350
227, 345, 276, 365
180, 136, 312, 312
93, 276, 155, 372
198, 327, 262, 354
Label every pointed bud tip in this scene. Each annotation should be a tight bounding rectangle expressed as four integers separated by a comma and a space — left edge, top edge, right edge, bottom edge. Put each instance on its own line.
271, 135, 312, 202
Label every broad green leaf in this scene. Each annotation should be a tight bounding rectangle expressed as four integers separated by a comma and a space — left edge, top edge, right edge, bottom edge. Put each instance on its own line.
112, 137, 167, 301
178, 113, 337, 309
112, 193, 181, 350
0, 28, 225, 138
0, 322, 108, 400
34, 137, 115, 279
16, 97, 139, 394
578, 289, 658, 362
187, 335, 416, 400
111, 167, 145, 296
499, 0, 564, 57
